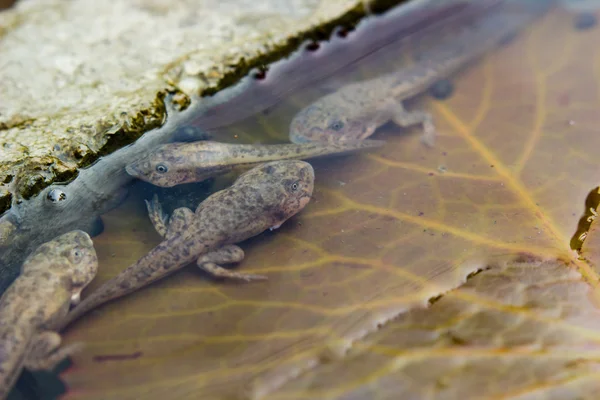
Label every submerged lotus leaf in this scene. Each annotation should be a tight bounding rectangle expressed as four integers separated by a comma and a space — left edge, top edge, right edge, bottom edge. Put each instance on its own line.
61, 6, 600, 400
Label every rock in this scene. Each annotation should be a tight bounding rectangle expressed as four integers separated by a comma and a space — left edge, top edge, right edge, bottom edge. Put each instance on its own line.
0, 0, 405, 214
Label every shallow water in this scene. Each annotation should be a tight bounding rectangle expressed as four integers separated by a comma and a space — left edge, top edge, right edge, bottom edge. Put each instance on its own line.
5, 0, 600, 399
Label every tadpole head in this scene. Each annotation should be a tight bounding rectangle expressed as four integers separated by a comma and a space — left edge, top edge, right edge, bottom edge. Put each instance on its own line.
237, 160, 315, 221
125, 146, 176, 187
290, 104, 353, 144
126, 143, 217, 188
279, 160, 315, 213
22, 230, 98, 303
58, 231, 99, 299
289, 105, 326, 144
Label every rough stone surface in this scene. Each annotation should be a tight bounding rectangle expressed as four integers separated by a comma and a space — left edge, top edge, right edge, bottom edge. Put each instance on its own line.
0, 0, 405, 213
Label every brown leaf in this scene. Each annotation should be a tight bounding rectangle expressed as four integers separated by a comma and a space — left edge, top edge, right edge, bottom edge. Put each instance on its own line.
61, 5, 600, 400
268, 257, 600, 399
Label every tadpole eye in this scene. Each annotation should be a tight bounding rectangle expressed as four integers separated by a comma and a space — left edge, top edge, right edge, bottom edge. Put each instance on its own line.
156, 164, 168, 173
330, 121, 344, 131
71, 249, 83, 263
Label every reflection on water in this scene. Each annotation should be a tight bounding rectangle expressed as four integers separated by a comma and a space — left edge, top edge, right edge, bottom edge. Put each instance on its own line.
5, 0, 600, 398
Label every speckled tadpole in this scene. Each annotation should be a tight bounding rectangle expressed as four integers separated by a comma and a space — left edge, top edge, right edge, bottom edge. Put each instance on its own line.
0, 230, 98, 400
125, 139, 383, 187
58, 160, 315, 330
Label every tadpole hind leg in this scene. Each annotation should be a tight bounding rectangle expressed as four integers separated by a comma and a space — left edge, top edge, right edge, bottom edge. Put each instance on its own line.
390, 101, 436, 147
146, 195, 194, 239
166, 208, 194, 239
24, 331, 83, 371
146, 194, 169, 237
197, 245, 267, 282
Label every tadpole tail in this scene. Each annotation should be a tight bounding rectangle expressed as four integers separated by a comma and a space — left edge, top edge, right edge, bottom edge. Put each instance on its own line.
56, 277, 123, 331
57, 237, 195, 331
389, 0, 553, 99
226, 139, 385, 166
